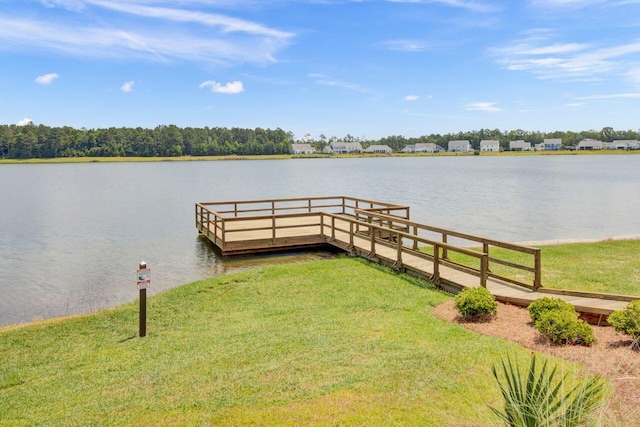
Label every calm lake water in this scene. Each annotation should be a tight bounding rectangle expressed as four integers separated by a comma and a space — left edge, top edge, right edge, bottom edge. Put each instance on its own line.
1, 155, 639, 326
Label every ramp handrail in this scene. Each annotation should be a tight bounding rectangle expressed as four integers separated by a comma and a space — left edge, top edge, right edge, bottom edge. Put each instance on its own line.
354, 209, 541, 290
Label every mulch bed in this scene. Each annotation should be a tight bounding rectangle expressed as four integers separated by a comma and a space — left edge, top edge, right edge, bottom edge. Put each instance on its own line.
432, 300, 639, 425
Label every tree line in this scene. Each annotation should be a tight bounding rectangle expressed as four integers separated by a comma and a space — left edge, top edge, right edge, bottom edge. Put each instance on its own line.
0, 124, 293, 159
1, 123, 638, 159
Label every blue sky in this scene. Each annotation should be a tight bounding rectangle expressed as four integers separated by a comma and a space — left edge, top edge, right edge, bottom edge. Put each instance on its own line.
1, 0, 640, 140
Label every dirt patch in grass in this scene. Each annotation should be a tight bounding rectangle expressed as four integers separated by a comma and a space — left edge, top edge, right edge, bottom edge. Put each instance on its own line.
432, 300, 640, 425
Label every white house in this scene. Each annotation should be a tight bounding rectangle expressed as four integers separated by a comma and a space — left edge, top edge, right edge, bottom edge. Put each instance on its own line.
480, 140, 500, 152
542, 138, 562, 151
606, 140, 639, 150
509, 140, 532, 151
402, 145, 415, 153
290, 143, 316, 155
576, 139, 603, 150
448, 140, 471, 152
415, 143, 441, 153
323, 141, 363, 154
364, 144, 393, 154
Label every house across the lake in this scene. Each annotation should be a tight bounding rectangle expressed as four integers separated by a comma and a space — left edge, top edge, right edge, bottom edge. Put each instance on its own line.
323, 141, 363, 154
509, 140, 532, 151
448, 140, 471, 152
480, 140, 500, 152
291, 143, 316, 155
603, 140, 639, 150
402, 143, 444, 153
364, 144, 393, 154
576, 139, 603, 150
535, 138, 562, 151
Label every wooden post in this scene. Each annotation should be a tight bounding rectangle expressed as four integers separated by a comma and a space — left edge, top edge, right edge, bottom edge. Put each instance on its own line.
412, 225, 418, 250
480, 254, 488, 288
483, 242, 490, 272
272, 215, 276, 243
349, 221, 354, 248
370, 225, 376, 257
396, 232, 402, 266
433, 244, 440, 282
234, 202, 238, 217
331, 216, 335, 240
534, 249, 542, 291
442, 234, 448, 260
137, 261, 149, 338
271, 201, 275, 215
308, 199, 311, 213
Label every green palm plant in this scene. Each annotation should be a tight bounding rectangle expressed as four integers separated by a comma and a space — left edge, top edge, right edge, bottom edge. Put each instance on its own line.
489, 354, 606, 426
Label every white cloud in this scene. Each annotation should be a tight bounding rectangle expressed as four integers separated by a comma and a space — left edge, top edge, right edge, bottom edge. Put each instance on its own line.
627, 68, 640, 87
17, 118, 33, 126
464, 101, 502, 112
387, 0, 498, 13
383, 40, 430, 52
577, 93, 640, 100
83, 1, 293, 39
35, 73, 59, 84
199, 80, 244, 94
404, 95, 419, 101
565, 102, 587, 108
120, 81, 134, 93
0, 0, 293, 66
492, 35, 640, 82
308, 73, 373, 94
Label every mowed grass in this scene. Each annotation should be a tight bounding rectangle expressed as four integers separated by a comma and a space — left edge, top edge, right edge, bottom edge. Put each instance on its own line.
0, 258, 590, 426
477, 239, 640, 296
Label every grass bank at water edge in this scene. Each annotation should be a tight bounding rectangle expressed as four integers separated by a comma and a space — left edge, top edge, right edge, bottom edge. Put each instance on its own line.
0, 258, 602, 425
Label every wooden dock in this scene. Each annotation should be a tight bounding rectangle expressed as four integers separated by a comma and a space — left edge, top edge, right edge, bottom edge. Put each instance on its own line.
196, 196, 636, 322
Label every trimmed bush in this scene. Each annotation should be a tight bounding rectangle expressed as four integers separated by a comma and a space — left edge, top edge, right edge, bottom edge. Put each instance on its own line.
535, 309, 595, 346
528, 297, 574, 323
608, 300, 640, 341
454, 287, 497, 321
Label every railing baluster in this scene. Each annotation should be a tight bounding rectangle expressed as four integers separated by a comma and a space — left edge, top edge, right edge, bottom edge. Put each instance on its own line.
433, 244, 440, 282
396, 232, 402, 266
442, 233, 448, 260
349, 221, 354, 248
272, 215, 276, 243
481, 254, 488, 288
534, 249, 542, 290
331, 216, 335, 240
370, 224, 376, 256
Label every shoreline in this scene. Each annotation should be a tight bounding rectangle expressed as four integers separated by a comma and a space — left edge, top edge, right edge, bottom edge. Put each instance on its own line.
518, 234, 640, 247
1, 150, 639, 164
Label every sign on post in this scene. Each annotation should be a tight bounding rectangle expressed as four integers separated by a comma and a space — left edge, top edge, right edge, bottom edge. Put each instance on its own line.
137, 265, 151, 289
137, 261, 150, 337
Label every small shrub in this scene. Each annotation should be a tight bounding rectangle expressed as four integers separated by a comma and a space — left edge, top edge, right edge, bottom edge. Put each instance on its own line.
528, 297, 574, 323
608, 300, 640, 341
535, 310, 595, 346
454, 287, 497, 321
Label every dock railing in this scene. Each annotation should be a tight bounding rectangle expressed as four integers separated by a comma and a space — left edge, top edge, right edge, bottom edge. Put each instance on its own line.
195, 196, 410, 251
320, 212, 489, 289
354, 209, 541, 290
195, 196, 533, 291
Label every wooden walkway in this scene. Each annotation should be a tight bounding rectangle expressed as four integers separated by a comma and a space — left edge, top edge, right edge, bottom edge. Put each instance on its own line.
196, 196, 636, 323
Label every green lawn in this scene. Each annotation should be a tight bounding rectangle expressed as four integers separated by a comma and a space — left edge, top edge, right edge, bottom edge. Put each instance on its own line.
0, 259, 593, 426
